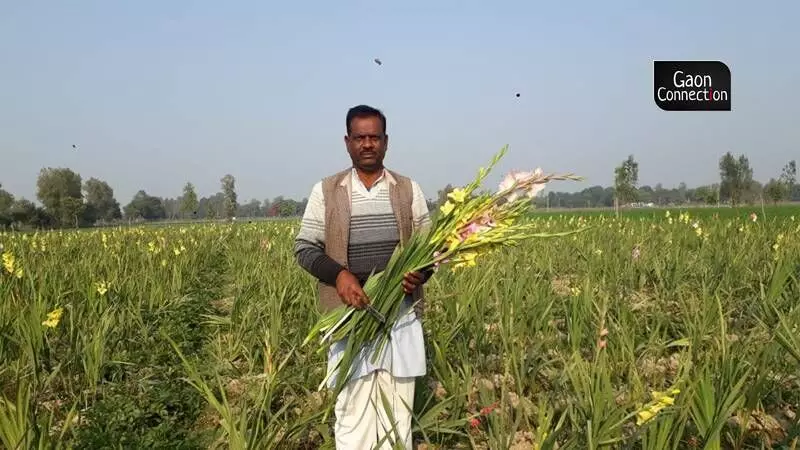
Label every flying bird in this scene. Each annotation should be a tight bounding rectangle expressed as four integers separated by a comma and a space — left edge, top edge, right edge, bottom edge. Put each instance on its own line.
515, 93, 521, 98
373, 58, 382, 66
72, 144, 77, 149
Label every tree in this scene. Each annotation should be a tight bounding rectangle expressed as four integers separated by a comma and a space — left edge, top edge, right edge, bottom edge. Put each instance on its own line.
261, 198, 272, 217
267, 196, 284, 217
180, 182, 199, 219
0, 183, 13, 228
36, 167, 85, 227
653, 183, 666, 205
677, 182, 688, 204
759, 160, 797, 204
637, 185, 654, 203
236, 199, 262, 217
688, 185, 719, 204
198, 193, 224, 219
123, 190, 166, 220
8, 199, 52, 229
0, 183, 13, 212
220, 174, 238, 220
161, 197, 180, 220
8, 198, 35, 224
278, 200, 297, 217
780, 160, 796, 198
83, 178, 121, 224
781, 160, 797, 184
718, 152, 753, 206
614, 155, 639, 205
764, 178, 786, 204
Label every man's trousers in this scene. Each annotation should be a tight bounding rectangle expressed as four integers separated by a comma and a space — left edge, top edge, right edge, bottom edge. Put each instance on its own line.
334, 369, 415, 449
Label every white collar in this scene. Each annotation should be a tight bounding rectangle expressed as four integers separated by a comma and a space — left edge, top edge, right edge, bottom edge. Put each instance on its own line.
350, 167, 390, 187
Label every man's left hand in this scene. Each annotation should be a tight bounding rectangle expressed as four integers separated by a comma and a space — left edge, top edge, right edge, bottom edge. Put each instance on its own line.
402, 271, 425, 295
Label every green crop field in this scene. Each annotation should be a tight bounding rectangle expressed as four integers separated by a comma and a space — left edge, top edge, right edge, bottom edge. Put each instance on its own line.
531, 203, 800, 221
1, 210, 799, 449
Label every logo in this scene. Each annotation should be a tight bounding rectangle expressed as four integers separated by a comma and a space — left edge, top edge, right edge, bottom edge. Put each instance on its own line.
654, 61, 731, 111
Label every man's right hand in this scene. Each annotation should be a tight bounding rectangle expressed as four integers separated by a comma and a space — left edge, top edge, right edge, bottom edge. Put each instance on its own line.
336, 270, 369, 309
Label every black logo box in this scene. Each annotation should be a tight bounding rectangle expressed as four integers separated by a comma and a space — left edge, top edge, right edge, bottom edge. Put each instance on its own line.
654, 61, 731, 111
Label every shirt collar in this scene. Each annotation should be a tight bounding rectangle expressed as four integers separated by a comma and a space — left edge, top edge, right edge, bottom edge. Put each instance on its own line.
350, 167, 394, 187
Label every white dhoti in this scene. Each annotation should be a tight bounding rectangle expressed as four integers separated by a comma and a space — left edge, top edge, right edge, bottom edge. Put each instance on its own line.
334, 369, 415, 449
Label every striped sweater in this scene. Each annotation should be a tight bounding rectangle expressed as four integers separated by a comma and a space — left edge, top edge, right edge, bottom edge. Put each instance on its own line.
294, 168, 431, 286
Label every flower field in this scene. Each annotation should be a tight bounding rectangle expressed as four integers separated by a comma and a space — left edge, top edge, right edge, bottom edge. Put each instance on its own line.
1, 209, 800, 449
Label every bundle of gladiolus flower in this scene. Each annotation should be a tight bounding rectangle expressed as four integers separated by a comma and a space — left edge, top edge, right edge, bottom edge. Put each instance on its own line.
303, 145, 588, 402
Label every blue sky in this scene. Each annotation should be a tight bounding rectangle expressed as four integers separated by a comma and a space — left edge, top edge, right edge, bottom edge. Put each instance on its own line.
1, 0, 798, 204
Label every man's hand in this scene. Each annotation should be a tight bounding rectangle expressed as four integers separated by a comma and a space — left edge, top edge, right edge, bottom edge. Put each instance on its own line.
336, 270, 369, 309
402, 271, 425, 295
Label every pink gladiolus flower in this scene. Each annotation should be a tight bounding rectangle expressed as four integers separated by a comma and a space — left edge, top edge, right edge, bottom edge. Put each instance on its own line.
526, 181, 546, 198
498, 171, 528, 192
459, 222, 482, 240
498, 168, 544, 201
458, 216, 497, 241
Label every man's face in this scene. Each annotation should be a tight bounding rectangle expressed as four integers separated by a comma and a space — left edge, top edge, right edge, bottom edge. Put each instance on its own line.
345, 115, 387, 172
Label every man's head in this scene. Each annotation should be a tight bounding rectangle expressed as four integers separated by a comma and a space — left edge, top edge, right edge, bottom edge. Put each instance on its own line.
344, 104, 388, 173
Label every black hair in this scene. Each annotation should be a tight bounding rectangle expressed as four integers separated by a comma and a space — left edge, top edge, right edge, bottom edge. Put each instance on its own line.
346, 104, 386, 135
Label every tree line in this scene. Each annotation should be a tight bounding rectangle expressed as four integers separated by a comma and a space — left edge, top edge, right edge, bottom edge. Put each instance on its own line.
1, 152, 797, 230
437, 152, 797, 210
603, 152, 797, 209
0, 169, 311, 230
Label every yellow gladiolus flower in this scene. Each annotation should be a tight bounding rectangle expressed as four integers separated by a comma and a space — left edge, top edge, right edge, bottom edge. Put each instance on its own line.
636, 409, 655, 426
447, 188, 467, 203
2, 251, 15, 274
634, 388, 680, 427
446, 235, 461, 250
440, 201, 455, 216
95, 281, 110, 296
461, 252, 477, 263
451, 251, 478, 270
42, 307, 63, 328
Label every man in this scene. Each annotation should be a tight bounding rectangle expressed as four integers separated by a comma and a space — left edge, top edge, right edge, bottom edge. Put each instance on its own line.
294, 104, 433, 449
